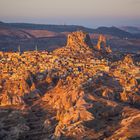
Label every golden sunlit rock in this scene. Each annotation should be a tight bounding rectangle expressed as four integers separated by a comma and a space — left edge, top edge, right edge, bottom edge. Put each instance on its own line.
0, 31, 139, 140
94, 34, 112, 53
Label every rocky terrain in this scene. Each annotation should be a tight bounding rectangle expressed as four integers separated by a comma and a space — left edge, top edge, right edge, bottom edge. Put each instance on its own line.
0, 31, 140, 140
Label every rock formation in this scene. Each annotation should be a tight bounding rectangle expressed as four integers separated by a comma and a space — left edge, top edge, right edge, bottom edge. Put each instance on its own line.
0, 31, 140, 140
42, 79, 94, 138
67, 31, 93, 49
94, 34, 112, 53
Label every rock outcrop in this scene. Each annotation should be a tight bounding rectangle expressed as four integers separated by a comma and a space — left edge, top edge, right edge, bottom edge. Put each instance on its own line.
67, 31, 93, 49
42, 79, 94, 138
94, 34, 112, 53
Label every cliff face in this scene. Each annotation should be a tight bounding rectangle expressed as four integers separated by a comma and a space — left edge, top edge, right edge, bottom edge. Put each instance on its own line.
0, 31, 140, 140
67, 31, 93, 49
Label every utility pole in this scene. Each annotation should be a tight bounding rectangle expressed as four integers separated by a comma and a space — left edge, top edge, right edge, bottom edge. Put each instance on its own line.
18, 45, 21, 54
35, 45, 38, 52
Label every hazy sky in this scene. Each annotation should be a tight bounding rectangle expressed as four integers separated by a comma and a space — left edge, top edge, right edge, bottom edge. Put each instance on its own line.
0, 0, 140, 28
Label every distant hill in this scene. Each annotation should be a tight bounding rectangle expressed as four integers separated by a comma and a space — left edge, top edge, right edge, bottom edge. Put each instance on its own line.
120, 26, 140, 34
93, 26, 135, 38
0, 21, 140, 38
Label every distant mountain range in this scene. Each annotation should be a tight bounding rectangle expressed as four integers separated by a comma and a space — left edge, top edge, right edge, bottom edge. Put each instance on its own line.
0, 21, 140, 39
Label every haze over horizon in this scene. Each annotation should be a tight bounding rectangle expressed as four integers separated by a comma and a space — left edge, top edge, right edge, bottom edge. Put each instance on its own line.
0, 0, 140, 28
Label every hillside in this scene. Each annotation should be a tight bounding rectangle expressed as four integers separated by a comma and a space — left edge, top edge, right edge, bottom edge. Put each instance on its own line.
120, 26, 140, 34
0, 31, 140, 140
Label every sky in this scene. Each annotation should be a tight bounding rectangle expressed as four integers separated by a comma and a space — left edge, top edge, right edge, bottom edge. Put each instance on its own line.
0, 0, 140, 28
